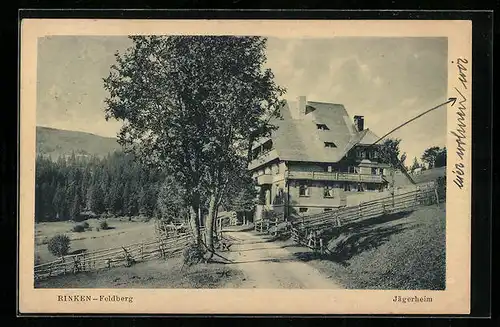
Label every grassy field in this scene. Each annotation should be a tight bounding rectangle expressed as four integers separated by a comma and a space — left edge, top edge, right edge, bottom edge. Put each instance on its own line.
286, 204, 446, 290
35, 256, 245, 289
35, 217, 156, 264
413, 166, 446, 184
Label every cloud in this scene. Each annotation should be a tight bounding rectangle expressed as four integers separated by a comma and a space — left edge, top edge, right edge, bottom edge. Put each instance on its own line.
37, 36, 447, 161
266, 37, 448, 162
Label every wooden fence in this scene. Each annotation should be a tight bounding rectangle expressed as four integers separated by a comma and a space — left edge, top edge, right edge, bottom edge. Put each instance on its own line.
34, 216, 231, 281
254, 218, 279, 234
35, 221, 194, 281
289, 182, 442, 254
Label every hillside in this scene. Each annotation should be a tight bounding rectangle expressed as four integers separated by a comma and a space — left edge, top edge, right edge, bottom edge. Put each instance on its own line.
292, 204, 446, 290
36, 126, 121, 159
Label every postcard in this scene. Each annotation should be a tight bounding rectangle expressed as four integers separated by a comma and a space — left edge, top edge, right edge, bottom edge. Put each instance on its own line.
19, 18, 472, 315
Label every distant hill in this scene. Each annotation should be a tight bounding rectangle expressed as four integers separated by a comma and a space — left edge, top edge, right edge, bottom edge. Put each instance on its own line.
36, 126, 122, 160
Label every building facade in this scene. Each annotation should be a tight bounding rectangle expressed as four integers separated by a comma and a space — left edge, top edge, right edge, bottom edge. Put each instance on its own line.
248, 96, 398, 220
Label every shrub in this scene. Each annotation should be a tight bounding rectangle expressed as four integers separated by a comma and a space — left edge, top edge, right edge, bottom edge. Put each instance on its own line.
262, 209, 282, 221
47, 234, 71, 257
436, 176, 446, 201
182, 243, 204, 267
80, 211, 97, 220
82, 221, 90, 229
100, 220, 109, 230
72, 224, 85, 233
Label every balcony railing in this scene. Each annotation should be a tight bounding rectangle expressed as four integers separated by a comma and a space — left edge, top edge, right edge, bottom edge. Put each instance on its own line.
287, 171, 385, 183
248, 149, 279, 171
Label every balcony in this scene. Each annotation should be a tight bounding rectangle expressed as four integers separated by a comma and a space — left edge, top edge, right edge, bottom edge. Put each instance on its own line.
287, 171, 385, 183
256, 174, 274, 185
248, 149, 279, 171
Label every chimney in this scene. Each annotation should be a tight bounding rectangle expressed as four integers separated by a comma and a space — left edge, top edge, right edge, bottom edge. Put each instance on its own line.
354, 115, 364, 131
297, 96, 306, 118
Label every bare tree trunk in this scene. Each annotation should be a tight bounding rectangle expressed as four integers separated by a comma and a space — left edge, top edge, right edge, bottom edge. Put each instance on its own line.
204, 193, 218, 261
189, 205, 201, 246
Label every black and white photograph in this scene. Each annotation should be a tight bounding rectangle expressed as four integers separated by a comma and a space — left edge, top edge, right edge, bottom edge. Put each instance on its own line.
19, 19, 472, 315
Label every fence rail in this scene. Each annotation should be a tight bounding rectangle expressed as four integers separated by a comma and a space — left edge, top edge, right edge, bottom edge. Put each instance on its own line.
288, 171, 385, 183
289, 181, 442, 254
35, 220, 196, 281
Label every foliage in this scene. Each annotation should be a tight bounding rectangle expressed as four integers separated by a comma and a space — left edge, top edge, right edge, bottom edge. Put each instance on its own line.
421, 146, 443, 169
103, 36, 286, 251
377, 138, 406, 167
35, 151, 164, 222
157, 176, 188, 222
410, 157, 421, 172
434, 148, 447, 168
80, 211, 97, 220
182, 243, 205, 267
222, 172, 258, 212
100, 220, 110, 230
436, 175, 446, 201
47, 234, 71, 257
262, 209, 282, 221
72, 224, 86, 233
122, 247, 137, 267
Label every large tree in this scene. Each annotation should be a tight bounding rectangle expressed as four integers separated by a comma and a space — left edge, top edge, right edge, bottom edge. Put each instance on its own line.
377, 138, 406, 166
103, 36, 285, 253
157, 175, 188, 223
434, 147, 447, 168
421, 146, 442, 169
410, 157, 421, 172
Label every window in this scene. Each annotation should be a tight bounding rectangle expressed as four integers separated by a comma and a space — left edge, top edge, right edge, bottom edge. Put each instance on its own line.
299, 208, 308, 213
326, 165, 333, 173
316, 124, 330, 131
357, 183, 365, 192
371, 167, 378, 175
348, 166, 356, 174
299, 183, 309, 197
324, 208, 333, 212
344, 183, 353, 192
372, 151, 379, 159
324, 184, 335, 198
324, 142, 337, 148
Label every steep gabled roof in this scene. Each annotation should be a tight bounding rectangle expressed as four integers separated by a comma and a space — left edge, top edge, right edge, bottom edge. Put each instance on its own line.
254, 99, 376, 164
358, 129, 380, 145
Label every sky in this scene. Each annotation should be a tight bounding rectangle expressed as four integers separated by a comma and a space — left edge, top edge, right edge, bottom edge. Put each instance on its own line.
36, 36, 447, 164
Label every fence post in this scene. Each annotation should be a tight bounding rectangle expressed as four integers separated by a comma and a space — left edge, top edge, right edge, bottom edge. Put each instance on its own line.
434, 183, 440, 206
62, 256, 66, 275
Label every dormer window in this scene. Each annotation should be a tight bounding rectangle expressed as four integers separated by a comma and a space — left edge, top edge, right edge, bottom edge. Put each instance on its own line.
324, 142, 337, 148
316, 124, 330, 131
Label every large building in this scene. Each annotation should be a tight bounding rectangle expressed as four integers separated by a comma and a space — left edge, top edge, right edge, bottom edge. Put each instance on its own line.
248, 96, 399, 221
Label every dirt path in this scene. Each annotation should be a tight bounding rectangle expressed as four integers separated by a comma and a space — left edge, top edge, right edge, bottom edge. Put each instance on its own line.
223, 231, 341, 289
